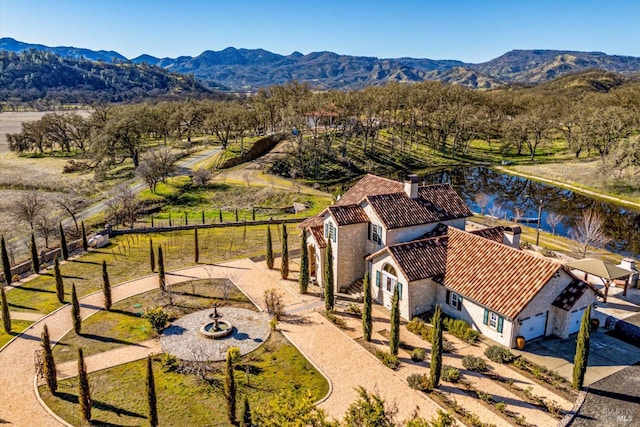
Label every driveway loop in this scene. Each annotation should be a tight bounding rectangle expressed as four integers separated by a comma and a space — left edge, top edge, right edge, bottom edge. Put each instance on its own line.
160, 307, 271, 361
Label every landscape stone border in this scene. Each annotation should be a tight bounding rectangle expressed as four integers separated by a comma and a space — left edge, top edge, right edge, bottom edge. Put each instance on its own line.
160, 307, 271, 361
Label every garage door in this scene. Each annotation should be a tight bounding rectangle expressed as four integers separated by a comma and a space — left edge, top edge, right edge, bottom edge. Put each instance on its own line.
520, 311, 547, 340
568, 307, 586, 335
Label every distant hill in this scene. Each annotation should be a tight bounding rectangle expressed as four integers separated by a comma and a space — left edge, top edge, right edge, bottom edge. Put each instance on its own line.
0, 49, 215, 104
3, 38, 640, 91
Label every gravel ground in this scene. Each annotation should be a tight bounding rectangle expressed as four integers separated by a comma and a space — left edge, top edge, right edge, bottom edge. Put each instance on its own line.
571, 364, 640, 427
160, 307, 271, 361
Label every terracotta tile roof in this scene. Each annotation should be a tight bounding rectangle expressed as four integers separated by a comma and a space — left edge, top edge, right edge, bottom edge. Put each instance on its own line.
328, 204, 369, 225
336, 174, 403, 206
444, 227, 561, 319
387, 237, 449, 282
552, 278, 590, 311
299, 215, 324, 229
418, 185, 473, 220
309, 225, 326, 249
415, 223, 450, 240
470, 226, 505, 244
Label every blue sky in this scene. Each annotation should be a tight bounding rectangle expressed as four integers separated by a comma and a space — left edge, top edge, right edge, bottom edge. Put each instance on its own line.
1, 0, 638, 63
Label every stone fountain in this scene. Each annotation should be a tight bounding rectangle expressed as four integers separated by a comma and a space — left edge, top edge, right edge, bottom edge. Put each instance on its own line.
199, 303, 234, 339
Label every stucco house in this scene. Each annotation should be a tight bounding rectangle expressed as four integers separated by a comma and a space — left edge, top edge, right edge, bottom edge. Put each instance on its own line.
300, 173, 597, 348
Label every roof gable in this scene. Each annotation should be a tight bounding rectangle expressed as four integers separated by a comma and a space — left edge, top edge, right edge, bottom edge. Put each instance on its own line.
336, 174, 404, 206
444, 227, 561, 319
328, 204, 369, 225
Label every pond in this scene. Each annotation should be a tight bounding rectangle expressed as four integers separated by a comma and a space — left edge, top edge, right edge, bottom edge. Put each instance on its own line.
402, 167, 640, 259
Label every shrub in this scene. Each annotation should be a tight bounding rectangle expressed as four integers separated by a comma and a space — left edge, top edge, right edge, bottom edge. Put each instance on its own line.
407, 373, 432, 391
513, 357, 528, 369
376, 350, 399, 369
411, 347, 426, 362
324, 310, 347, 328
496, 402, 506, 413
269, 317, 278, 330
264, 288, 284, 320
443, 340, 455, 353
346, 303, 362, 316
441, 366, 461, 383
484, 345, 514, 364
407, 317, 432, 340
477, 391, 492, 402
161, 354, 178, 372
143, 307, 169, 333
443, 318, 479, 343
462, 355, 487, 372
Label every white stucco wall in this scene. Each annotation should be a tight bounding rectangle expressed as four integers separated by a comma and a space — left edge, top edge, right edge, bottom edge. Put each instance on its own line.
387, 217, 466, 245
369, 253, 412, 319
305, 233, 324, 288
335, 222, 368, 292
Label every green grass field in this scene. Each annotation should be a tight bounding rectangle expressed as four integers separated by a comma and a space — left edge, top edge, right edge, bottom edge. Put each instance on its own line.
40, 332, 329, 427
0, 320, 34, 348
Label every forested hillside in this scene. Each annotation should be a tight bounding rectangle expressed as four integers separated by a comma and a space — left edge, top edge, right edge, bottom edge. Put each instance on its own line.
0, 49, 215, 106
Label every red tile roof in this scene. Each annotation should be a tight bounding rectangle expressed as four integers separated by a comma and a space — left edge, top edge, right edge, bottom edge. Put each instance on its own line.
386, 237, 449, 282
328, 204, 369, 225
336, 174, 404, 206
444, 227, 561, 319
470, 226, 505, 244
418, 185, 473, 220
309, 225, 326, 249
552, 277, 590, 311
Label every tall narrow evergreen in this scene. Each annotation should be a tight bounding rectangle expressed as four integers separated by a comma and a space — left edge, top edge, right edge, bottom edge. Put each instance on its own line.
30, 233, 40, 274
158, 246, 166, 291
299, 230, 309, 293
241, 395, 252, 427
1, 285, 10, 333
59, 222, 68, 261
266, 226, 274, 269
362, 272, 372, 342
430, 304, 443, 387
54, 257, 64, 303
1, 235, 11, 286
389, 285, 400, 356
149, 238, 155, 272
225, 348, 237, 425
573, 305, 592, 390
41, 324, 57, 394
194, 228, 200, 263
280, 224, 289, 279
71, 283, 81, 335
324, 240, 334, 310
78, 348, 92, 422
102, 260, 112, 310
81, 221, 88, 251
147, 356, 158, 427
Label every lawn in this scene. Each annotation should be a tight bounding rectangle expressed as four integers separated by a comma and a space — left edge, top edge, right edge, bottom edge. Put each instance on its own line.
0, 320, 34, 348
7, 224, 299, 314
52, 279, 255, 363
40, 331, 329, 426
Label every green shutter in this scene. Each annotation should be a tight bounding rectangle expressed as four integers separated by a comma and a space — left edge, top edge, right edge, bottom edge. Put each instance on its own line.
397, 283, 403, 300
483, 308, 489, 325
457, 295, 462, 311
446, 289, 450, 304
497, 316, 504, 333
376, 271, 380, 287
324, 223, 328, 238
332, 225, 336, 243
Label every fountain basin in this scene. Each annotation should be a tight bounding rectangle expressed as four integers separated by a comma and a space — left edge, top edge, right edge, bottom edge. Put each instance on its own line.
199, 320, 234, 339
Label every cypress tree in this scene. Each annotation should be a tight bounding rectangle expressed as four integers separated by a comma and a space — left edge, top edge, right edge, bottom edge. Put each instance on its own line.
362, 272, 372, 342
324, 240, 334, 310
573, 305, 592, 390
30, 233, 40, 274
241, 395, 251, 427
147, 355, 158, 427
71, 283, 81, 335
389, 285, 400, 356
194, 228, 199, 263
78, 348, 92, 422
225, 348, 237, 425
430, 304, 443, 387
1, 235, 11, 286
102, 260, 112, 310
158, 246, 166, 291
299, 229, 309, 293
266, 226, 274, 269
81, 222, 88, 251
41, 324, 57, 394
54, 257, 64, 303
59, 222, 68, 261
1, 285, 10, 333
149, 238, 155, 272
280, 224, 289, 279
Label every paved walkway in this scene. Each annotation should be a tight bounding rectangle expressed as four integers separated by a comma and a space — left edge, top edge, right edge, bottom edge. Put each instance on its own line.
0, 258, 447, 426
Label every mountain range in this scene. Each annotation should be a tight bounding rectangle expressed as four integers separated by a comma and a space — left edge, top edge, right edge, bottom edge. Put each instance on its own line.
2, 37, 640, 91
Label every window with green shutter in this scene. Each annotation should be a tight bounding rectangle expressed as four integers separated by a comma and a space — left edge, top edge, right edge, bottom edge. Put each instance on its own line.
483, 308, 489, 325
397, 283, 402, 300
375, 270, 380, 287
497, 315, 504, 333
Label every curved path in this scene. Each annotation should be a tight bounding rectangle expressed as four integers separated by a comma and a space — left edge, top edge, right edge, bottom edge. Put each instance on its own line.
0, 258, 445, 426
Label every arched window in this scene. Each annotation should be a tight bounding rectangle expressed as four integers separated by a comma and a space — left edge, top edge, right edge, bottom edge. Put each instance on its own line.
381, 263, 397, 293
383, 264, 396, 276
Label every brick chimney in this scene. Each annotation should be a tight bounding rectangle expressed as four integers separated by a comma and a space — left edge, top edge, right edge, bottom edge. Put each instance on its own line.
503, 226, 521, 249
404, 174, 419, 199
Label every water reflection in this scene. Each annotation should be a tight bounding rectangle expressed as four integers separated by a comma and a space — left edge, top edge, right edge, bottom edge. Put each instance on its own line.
395, 167, 640, 259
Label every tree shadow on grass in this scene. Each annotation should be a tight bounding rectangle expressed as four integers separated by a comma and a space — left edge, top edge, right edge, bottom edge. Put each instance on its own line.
80, 333, 146, 347
61, 274, 85, 280
12, 284, 56, 294
108, 308, 144, 319
71, 259, 101, 265
8, 302, 39, 311
55, 392, 146, 419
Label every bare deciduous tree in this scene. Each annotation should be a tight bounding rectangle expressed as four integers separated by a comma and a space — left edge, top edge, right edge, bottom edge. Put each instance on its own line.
34, 207, 56, 248
192, 167, 213, 187
545, 211, 563, 235
570, 209, 612, 258
474, 193, 491, 216
12, 191, 45, 231
105, 184, 139, 228
56, 188, 86, 232
138, 148, 178, 193
487, 202, 504, 225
